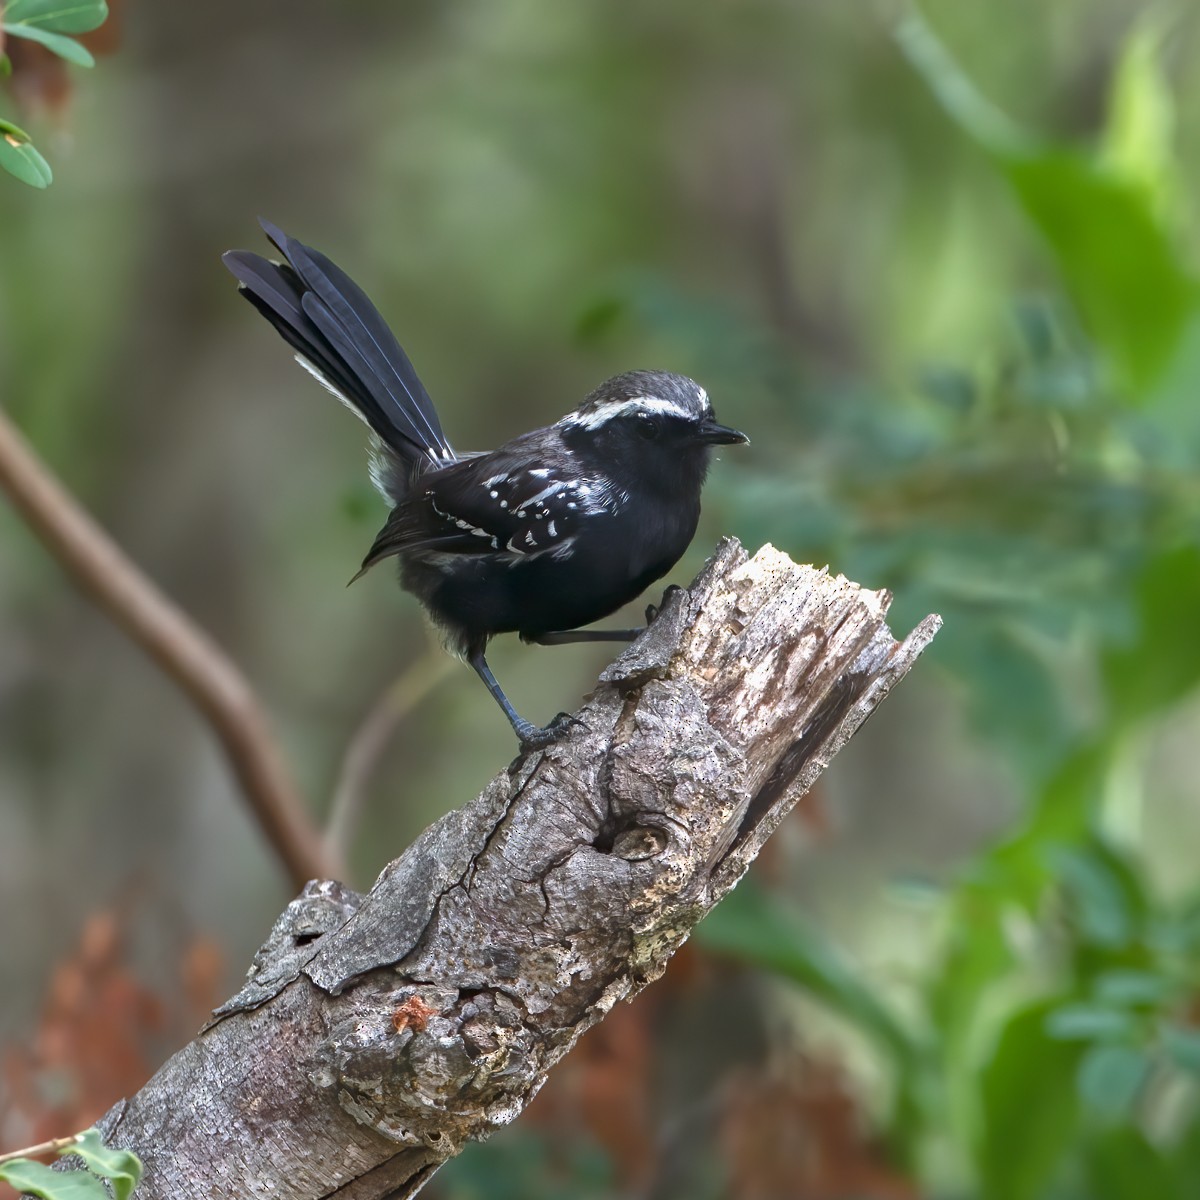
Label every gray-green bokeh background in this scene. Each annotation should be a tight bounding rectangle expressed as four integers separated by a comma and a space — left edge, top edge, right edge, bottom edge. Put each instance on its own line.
5, 3, 1200, 1197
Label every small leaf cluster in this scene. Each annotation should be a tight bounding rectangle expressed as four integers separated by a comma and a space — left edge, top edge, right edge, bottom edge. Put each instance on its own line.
0, 1128, 142, 1200
0, 0, 108, 187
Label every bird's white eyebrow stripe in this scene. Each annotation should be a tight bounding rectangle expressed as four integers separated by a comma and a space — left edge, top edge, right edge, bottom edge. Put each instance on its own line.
558, 395, 695, 431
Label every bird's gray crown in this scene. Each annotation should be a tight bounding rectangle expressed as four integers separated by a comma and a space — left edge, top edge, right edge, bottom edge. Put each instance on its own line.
558, 370, 711, 432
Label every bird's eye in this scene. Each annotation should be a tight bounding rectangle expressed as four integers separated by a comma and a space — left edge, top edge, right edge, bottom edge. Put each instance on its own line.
634, 413, 658, 440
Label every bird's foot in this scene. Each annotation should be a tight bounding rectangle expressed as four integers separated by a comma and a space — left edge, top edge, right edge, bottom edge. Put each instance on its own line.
645, 584, 685, 626
515, 711, 584, 752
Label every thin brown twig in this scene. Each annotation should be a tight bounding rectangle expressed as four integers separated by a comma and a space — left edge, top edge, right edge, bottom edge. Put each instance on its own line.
324, 650, 454, 863
0, 405, 335, 890
0, 1132, 81, 1166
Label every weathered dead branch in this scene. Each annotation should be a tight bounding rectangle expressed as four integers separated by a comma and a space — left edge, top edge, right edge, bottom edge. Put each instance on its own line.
89, 539, 940, 1198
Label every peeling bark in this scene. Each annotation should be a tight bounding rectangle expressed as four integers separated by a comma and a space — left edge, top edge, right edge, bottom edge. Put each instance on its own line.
90, 540, 940, 1198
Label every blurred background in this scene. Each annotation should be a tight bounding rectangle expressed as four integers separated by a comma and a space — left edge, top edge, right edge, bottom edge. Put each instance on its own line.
3, 1, 1200, 1197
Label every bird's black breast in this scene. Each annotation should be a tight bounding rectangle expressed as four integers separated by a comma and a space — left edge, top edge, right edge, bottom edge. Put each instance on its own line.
400, 489, 698, 646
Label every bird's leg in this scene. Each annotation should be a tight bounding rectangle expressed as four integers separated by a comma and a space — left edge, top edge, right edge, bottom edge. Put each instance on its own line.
522, 629, 640, 646
525, 585, 688, 646
468, 649, 577, 750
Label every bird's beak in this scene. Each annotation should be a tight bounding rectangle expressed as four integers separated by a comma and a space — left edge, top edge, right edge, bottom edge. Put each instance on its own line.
696, 420, 749, 446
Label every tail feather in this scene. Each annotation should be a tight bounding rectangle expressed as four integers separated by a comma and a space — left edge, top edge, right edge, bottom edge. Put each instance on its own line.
258, 220, 449, 462
222, 250, 365, 412
222, 221, 454, 469
299, 287, 446, 463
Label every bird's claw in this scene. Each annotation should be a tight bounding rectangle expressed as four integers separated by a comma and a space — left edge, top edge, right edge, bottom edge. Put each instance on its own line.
645, 584, 684, 626
516, 711, 584, 752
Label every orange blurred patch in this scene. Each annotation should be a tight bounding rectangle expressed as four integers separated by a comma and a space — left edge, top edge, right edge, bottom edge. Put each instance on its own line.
719, 1055, 917, 1200
0, 904, 221, 1184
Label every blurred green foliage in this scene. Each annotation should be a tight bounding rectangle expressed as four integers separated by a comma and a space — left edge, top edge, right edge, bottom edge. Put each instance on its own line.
668, 9, 1200, 1199
444, 5, 1200, 1197
3, 1, 1200, 1197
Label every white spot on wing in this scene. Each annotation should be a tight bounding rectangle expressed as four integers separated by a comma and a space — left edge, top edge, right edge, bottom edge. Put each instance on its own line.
430, 495, 493, 541
515, 479, 567, 514
499, 531, 577, 562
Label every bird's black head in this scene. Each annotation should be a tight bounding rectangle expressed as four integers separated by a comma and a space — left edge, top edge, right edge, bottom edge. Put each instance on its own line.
557, 370, 747, 493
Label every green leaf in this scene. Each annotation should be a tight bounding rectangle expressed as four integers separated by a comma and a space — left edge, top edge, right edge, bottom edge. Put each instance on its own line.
1003, 152, 1196, 392
976, 999, 1084, 1200
1077, 1043, 1151, 1119
1169, 897, 1200, 954
1102, 544, 1200, 727
698, 883, 930, 1154
70, 1129, 142, 1200
927, 744, 1107, 1101
1101, 7, 1179, 217
1162, 1025, 1200, 1075
0, 128, 53, 187
697, 884, 917, 1067
3, 0, 108, 34
929, 619, 1070, 781
0, 115, 32, 139
0, 1160, 112, 1200
1051, 845, 1134, 948
0, 1130, 141, 1200
3, 24, 94, 66
897, 6, 1197, 393
1093, 969, 1173, 1008
1045, 1004, 1137, 1042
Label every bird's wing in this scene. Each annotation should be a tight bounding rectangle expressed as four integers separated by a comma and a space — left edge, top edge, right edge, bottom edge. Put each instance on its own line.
354, 448, 591, 577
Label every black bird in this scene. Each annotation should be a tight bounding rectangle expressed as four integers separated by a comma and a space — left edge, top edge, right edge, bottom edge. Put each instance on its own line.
223, 220, 747, 749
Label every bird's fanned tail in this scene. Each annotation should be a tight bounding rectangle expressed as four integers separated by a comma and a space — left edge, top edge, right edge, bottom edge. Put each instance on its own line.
221, 220, 455, 474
